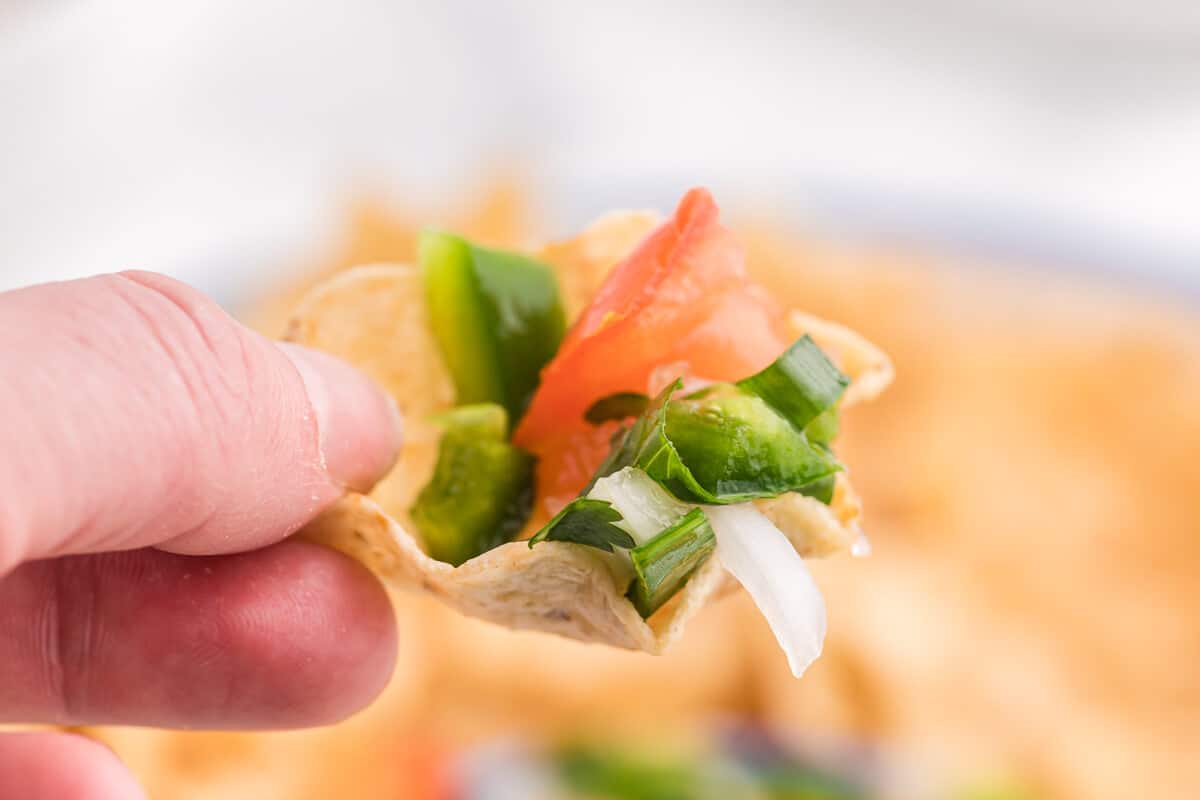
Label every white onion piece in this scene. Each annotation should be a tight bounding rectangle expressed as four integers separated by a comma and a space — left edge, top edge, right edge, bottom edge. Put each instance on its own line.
587, 467, 690, 546
706, 504, 827, 678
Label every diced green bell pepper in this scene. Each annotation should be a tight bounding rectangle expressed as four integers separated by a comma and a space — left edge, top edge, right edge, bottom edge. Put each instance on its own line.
420, 231, 566, 423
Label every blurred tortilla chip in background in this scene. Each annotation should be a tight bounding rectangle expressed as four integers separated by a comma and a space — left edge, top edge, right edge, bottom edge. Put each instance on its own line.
245, 180, 533, 338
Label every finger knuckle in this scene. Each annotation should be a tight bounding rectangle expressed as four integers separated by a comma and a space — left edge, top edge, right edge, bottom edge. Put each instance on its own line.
103, 272, 270, 445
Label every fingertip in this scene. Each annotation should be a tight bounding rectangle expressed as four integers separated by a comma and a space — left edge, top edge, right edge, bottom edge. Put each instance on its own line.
249, 539, 399, 725
0, 731, 147, 800
278, 342, 404, 493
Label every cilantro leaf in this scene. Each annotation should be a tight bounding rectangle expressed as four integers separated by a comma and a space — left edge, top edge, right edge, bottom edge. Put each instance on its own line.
528, 498, 636, 552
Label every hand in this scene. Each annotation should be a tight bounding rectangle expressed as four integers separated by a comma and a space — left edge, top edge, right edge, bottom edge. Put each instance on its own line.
0, 272, 404, 799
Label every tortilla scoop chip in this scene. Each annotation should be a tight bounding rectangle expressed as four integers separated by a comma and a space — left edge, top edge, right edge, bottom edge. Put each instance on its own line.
302, 492, 732, 652
283, 263, 452, 516
283, 215, 889, 654
284, 264, 454, 433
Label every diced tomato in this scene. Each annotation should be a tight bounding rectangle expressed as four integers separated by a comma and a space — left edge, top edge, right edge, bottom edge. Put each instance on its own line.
514, 188, 790, 510
671, 283, 789, 380
534, 424, 623, 516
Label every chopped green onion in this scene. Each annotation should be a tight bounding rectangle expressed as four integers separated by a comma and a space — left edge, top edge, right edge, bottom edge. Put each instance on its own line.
420, 231, 566, 423
527, 498, 635, 552
804, 407, 840, 446
584, 392, 650, 425
737, 334, 848, 431
585, 467, 691, 546
627, 508, 716, 618
411, 404, 534, 566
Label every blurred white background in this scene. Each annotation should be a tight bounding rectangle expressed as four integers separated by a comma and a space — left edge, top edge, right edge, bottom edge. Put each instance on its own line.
2, 0, 1198, 304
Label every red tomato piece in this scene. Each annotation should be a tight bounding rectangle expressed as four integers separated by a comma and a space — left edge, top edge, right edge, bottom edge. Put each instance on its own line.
514, 187, 789, 510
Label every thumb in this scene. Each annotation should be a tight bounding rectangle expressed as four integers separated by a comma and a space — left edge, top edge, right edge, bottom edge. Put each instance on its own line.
0, 270, 401, 570
0, 731, 146, 800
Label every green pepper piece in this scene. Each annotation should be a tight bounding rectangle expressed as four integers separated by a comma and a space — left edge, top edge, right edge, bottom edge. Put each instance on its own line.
795, 474, 836, 505
411, 404, 535, 566
420, 231, 566, 423
659, 388, 842, 503
426, 402, 508, 440
588, 379, 841, 506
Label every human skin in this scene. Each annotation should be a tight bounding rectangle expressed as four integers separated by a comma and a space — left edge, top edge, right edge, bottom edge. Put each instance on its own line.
0, 271, 404, 799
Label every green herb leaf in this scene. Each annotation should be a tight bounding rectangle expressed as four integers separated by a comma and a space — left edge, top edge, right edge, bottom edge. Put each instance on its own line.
737, 334, 849, 432
584, 392, 650, 425
411, 403, 535, 566
420, 231, 566, 423
627, 508, 716, 618
528, 498, 636, 552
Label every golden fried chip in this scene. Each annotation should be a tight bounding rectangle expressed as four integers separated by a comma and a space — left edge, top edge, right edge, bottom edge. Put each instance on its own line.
756, 475, 864, 558
301, 493, 732, 652
285, 264, 448, 516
